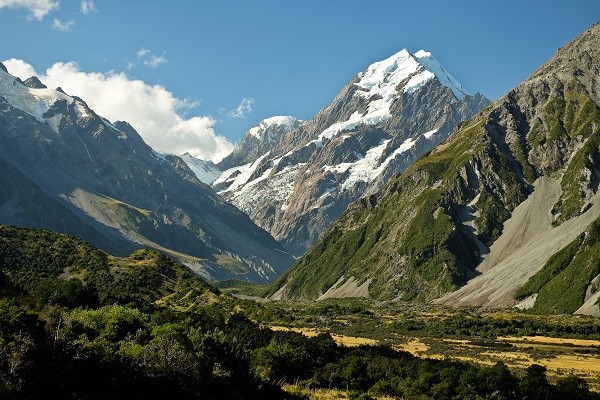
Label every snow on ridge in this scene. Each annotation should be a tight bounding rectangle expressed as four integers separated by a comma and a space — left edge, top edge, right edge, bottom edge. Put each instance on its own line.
248, 115, 300, 139
0, 67, 73, 123
413, 50, 471, 100
181, 153, 222, 184
340, 139, 392, 191
423, 129, 438, 139
0, 68, 122, 135
322, 134, 426, 192
315, 49, 469, 147
215, 152, 271, 194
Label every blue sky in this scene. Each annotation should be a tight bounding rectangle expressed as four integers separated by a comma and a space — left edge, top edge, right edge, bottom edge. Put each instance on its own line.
1, 1, 599, 161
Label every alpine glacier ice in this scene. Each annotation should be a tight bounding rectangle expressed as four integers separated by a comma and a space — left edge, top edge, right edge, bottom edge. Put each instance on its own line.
186, 49, 489, 256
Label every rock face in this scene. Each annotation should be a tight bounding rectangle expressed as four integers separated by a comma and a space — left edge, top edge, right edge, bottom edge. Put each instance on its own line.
0, 66, 294, 283
267, 22, 600, 315
200, 50, 489, 256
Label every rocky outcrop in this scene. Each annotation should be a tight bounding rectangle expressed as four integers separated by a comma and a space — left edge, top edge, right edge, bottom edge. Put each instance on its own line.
0, 66, 294, 283
267, 22, 600, 314
206, 50, 489, 256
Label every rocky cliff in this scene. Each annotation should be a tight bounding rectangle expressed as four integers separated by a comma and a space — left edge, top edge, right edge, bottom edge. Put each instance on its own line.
206, 50, 488, 256
267, 22, 600, 315
0, 65, 294, 283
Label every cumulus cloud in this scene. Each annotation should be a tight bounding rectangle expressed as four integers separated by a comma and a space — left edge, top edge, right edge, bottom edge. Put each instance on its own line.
2, 58, 234, 162
52, 18, 74, 32
80, 0, 97, 14
2, 58, 37, 78
226, 98, 254, 119
0, 0, 58, 20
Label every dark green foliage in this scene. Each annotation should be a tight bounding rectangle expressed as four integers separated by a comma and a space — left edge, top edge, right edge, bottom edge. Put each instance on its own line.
32, 278, 98, 308
0, 225, 216, 308
515, 234, 584, 300
531, 217, 600, 313
0, 225, 599, 399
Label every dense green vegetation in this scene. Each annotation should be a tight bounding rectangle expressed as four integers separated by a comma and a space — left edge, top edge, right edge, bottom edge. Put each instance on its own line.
1, 225, 599, 399
254, 299, 600, 341
547, 86, 600, 224
515, 234, 584, 301
525, 217, 600, 313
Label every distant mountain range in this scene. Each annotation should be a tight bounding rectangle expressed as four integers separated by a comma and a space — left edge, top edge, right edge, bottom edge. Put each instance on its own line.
188, 50, 489, 256
267, 22, 600, 316
0, 62, 294, 283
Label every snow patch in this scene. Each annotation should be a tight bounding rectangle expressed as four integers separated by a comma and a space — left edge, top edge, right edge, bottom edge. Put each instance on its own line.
248, 116, 300, 139
215, 152, 270, 194
423, 129, 438, 139
75, 100, 92, 119
322, 136, 420, 191
181, 153, 222, 184
0, 68, 73, 122
152, 150, 167, 162
46, 114, 62, 133
413, 50, 471, 100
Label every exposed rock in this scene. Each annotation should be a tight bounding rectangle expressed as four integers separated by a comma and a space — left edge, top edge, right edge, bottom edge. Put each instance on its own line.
209, 50, 489, 256
0, 65, 294, 283
23, 76, 47, 89
267, 22, 600, 312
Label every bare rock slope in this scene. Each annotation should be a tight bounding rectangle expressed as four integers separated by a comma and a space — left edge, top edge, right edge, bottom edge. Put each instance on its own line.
267, 22, 600, 315
202, 50, 488, 256
0, 65, 294, 283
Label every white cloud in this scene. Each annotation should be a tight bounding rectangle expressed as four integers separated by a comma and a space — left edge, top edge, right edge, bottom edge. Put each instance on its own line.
227, 98, 254, 119
0, 0, 59, 20
136, 48, 150, 59
144, 54, 168, 68
2, 58, 234, 162
52, 18, 74, 32
80, 0, 97, 14
2, 58, 37, 78
136, 48, 168, 68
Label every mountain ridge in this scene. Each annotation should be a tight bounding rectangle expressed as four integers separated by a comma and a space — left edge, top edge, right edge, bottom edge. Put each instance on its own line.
0, 65, 294, 283
266, 22, 600, 315
192, 49, 489, 256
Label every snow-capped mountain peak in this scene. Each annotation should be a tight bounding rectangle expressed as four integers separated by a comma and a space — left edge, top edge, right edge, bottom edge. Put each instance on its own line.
355, 48, 418, 93
0, 67, 111, 133
413, 50, 471, 99
0, 66, 74, 124
211, 48, 489, 256
356, 49, 470, 101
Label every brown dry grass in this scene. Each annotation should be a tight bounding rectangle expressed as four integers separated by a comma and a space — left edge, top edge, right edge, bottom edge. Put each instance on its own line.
271, 326, 600, 391
498, 335, 600, 347
269, 326, 378, 347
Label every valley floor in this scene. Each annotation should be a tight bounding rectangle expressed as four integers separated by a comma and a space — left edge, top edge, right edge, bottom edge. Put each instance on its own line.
253, 299, 600, 392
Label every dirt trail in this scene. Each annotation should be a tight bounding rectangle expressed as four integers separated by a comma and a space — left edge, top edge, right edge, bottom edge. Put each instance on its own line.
437, 177, 600, 308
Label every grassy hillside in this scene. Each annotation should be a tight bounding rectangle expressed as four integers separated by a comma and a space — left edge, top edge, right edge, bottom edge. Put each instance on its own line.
0, 225, 217, 309
516, 217, 600, 313
266, 37, 600, 305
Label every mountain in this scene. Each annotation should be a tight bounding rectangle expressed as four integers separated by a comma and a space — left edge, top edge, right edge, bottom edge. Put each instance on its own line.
267, 22, 600, 315
200, 50, 489, 256
0, 65, 294, 283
